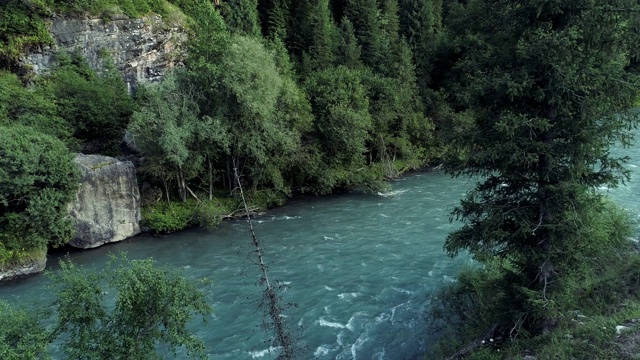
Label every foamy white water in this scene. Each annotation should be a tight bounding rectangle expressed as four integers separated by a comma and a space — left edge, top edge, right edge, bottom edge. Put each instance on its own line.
3, 128, 639, 360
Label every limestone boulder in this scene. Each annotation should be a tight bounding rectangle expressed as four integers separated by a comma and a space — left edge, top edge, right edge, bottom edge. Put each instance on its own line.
68, 154, 141, 249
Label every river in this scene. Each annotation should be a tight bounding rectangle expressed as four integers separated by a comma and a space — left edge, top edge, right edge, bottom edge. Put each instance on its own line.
1, 142, 639, 359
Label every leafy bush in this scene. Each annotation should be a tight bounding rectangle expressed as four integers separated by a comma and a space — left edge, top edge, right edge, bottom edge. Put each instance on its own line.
141, 201, 195, 233
45, 52, 135, 154
51, 0, 172, 18
51, 255, 211, 359
0, 70, 74, 144
0, 1, 53, 68
0, 255, 210, 358
142, 197, 240, 232
193, 197, 238, 228
0, 300, 50, 359
0, 124, 79, 266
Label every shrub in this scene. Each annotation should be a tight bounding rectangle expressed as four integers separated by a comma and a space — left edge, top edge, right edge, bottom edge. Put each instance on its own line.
141, 201, 195, 233
45, 52, 135, 154
0, 124, 79, 266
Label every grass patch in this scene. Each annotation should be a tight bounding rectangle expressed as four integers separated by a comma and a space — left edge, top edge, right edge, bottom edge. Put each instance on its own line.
141, 196, 239, 233
141, 189, 292, 233
0, 246, 47, 272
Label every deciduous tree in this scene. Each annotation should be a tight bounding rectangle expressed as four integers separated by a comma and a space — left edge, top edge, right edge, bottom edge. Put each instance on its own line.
52, 256, 211, 360
0, 125, 79, 265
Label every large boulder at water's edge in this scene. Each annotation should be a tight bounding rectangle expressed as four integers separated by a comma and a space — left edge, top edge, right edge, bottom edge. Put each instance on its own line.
68, 154, 141, 249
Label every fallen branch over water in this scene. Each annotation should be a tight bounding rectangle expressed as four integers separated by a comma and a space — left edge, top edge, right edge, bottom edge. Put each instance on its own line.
233, 166, 296, 359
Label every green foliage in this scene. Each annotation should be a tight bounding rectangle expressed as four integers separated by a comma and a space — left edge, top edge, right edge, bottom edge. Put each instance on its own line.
142, 201, 195, 233
52, 0, 172, 18
298, 0, 339, 74
337, 18, 363, 69
0, 300, 50, 360
220, 0, 261, 36
142, 196, 240, 232
344, 0, 384, 70
0, 124, 79, 265
443, 0, 640, 335
0, 0, 53, 68
305, 66, 371, 165
0, 71, 72, 143
0, 0, 178, 69
45, 52, 135, 153
398, 0, 443, 87
52, 255, 211, 359
129, 72, 203, 201
429, 200, 639, 358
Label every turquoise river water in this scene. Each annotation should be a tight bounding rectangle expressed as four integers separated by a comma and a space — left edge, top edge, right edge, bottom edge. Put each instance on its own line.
2, 138, 640, 359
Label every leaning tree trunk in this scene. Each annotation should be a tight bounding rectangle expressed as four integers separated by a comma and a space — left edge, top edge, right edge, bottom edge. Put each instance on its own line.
176, 165, 187, 202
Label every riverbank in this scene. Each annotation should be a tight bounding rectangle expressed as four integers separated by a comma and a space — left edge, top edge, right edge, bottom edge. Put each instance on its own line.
0, 171, 471, 359
140, 159, 439, 234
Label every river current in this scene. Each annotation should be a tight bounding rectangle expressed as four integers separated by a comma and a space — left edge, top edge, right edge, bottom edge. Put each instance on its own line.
2, 140, 639, 359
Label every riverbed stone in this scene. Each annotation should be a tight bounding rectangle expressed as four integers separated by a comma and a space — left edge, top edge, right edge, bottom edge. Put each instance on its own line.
0, 252, 47, 282
68, 154, 141, 249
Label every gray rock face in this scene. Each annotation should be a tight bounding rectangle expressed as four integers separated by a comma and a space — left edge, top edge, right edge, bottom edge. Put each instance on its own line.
0, 253, 47, 282
68, 154, 141, 249
21, 14, 186, 91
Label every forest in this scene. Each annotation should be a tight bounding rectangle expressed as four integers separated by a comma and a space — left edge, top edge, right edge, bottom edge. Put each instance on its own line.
2, 0, 640, 359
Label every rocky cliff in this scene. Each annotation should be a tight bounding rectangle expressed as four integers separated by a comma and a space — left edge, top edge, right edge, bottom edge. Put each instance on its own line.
22, 14, 187, 91
68, 154, 141, 249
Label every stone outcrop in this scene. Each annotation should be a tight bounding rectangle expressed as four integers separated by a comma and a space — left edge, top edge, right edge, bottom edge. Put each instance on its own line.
68, 154, 141, 249
0, 252, 47, 282
21, 14, 187, 91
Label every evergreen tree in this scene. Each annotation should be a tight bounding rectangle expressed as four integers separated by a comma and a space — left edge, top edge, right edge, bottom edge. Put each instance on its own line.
381, 0, 400, 48
304, 66, 374, 191
221, 0, 261, 37
259, 0, 289, 40
398, 0, 443, 88
445, 0, 640, 334
337, 18, 363, 69
300, 0, 339, 74
344, 0, 383, 69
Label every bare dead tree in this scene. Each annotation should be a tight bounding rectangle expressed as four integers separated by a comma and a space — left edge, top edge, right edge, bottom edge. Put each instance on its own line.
233, 166, 296, 359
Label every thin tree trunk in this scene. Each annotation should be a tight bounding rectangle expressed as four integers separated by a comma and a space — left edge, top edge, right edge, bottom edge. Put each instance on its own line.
233, 165, 294, 359
162, 176, 170, 204
208, 157, 213, 201
177, 166, 187, 202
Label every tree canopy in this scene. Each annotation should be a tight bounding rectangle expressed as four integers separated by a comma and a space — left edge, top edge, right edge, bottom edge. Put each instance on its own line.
444, 0, 640, 334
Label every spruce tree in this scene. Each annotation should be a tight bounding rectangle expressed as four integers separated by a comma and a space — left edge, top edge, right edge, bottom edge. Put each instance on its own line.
344, 0, 383, 69
337, 18, 363, 69
221, 0, 261, 37
301, 0, 339, 73
262, 0, 289, 40
398, 0, 443, 89
445, 0, 640, 333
